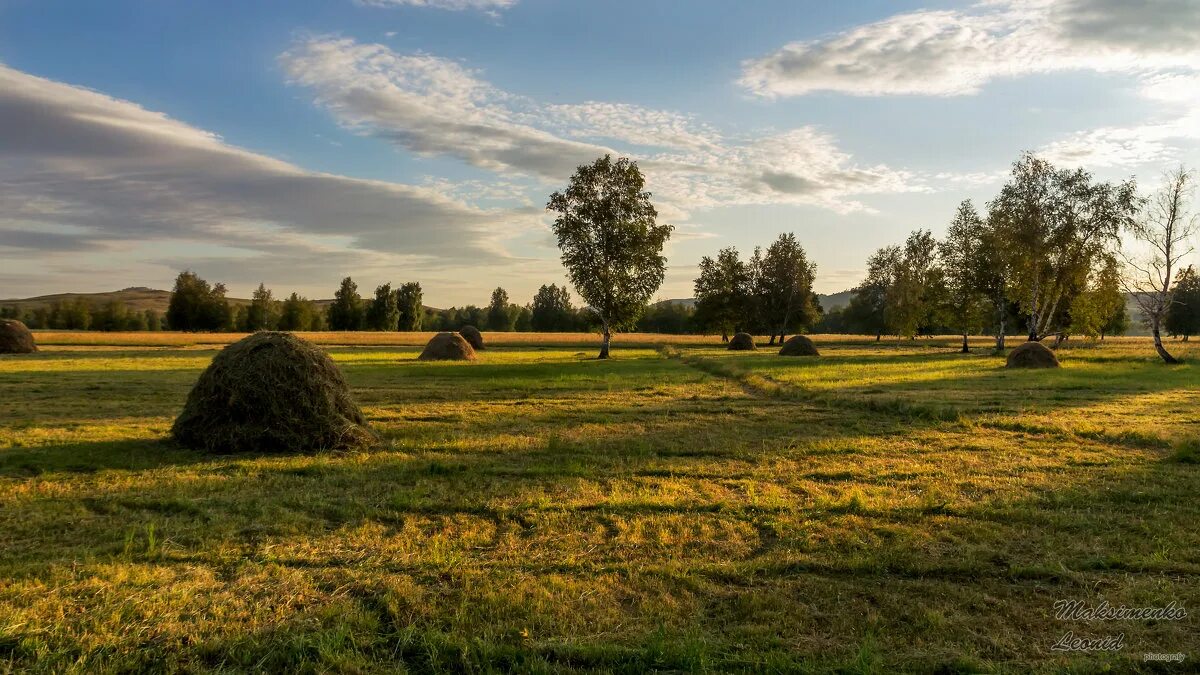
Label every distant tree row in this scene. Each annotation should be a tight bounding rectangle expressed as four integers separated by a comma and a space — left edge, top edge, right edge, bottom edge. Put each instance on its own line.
1, 301, 164, 331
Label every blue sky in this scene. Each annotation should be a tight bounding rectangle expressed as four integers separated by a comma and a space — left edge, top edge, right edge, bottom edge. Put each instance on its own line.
1, 0, 1198, 305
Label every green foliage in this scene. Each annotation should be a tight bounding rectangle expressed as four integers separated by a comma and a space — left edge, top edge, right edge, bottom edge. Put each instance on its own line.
750, 233, 820, 340
327, 277, 364, 331
530, 283, 575, 332
395, 282, 423, 331
166, 271, 231, 332
278, 292, 318, 331
1165, 265, 1200, 339
245, 283, 279, 332
939, 201, 990, 343
988, 153, 1136, 339
364, 283, 400, 331
693, 247, 752, 338
548, 155, 673, 356
636, 301, 695, 334
487, 287, 513, 331
1069, 256, 1126, 339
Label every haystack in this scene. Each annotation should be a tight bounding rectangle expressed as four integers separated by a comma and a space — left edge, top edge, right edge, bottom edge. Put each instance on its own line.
171, 332, 373, 453
0, 319, 37, 354
459, 325, 485, 350
779, 334, 820, 357
727, 332, 757, 351
419, 332, 477, 361
1006, 341, 1060, 369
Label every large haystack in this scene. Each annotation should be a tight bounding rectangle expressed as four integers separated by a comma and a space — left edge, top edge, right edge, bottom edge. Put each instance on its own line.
1006, 341, 1060, 369
727, 332, 757, 351
459, 325, 485, 350
172, 332, 373, 453
419, 332, 477, 361
779, 334, 820, 357
0, 319, 37, 354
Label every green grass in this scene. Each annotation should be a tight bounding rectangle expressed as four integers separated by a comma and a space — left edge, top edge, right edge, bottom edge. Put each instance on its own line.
2, 335, 1198, 673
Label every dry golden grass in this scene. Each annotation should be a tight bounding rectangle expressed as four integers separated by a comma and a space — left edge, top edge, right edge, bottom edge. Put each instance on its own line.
1, 334, 1197, 672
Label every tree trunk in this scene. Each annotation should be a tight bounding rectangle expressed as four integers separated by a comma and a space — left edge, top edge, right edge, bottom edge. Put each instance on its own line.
598, 325, 611, 360
1152, 325, 1179, 364
721, 331, 728, 343
768, 335, 776, 346
1051, 333, 1066, 349
875, 331, 882, 342
961, 333, 969, 353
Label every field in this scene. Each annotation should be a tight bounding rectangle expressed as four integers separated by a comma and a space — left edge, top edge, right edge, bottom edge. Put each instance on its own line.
2, 332, 1198, 673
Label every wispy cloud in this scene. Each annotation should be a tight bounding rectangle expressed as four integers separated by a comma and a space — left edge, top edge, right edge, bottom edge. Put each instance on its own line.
279, 36, 923, 217
739, 0, 1200, 98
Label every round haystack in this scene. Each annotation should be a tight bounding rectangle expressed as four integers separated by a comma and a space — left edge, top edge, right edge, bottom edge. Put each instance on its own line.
459, 325, 485, 350
1006, 341, 1060, 369
0, 319, 37, 354
419, 332, 477, 361
727, 332, 757, 351
171, 332, 373, 453
779, 334, 820, 357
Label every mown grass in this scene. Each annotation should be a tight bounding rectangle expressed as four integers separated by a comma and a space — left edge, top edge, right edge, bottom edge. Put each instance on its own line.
1, 333, 1198, 673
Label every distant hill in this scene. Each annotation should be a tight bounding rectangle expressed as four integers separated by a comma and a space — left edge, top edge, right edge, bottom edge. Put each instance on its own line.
1, 287, 183, 312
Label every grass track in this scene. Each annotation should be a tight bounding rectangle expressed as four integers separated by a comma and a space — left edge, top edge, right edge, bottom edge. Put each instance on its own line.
2, 333, 1198, 673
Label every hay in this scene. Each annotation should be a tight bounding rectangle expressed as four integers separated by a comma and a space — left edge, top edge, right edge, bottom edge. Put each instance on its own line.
459, 325, 485, 350
171, 331, 373, 453
0, 319, 37, 354
419, 332, 478, 361
778, 334, 820, 357
1006, 341, 1060, 369
727, 332, 757, 351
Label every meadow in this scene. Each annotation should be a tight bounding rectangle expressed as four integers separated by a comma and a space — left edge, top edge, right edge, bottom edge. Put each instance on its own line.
1, 332, 1198, 673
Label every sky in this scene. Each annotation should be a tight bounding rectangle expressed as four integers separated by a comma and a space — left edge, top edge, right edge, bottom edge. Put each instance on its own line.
1, 0, 1198, 306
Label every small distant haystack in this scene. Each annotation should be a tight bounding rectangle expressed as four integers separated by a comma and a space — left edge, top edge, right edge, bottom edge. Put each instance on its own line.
0, 319, 37, 354
172, 332, 373, 453
727, 332, 757, 351
779, 334, 820, 357
1006, 341, 1060, 369
459, 325, 485, 351
419, 332, 477, 361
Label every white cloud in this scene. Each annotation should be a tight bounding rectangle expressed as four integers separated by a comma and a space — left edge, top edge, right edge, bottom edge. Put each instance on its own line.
279, 36, 922, 218
0, 64, 537, 270
739, 0, 1200, 98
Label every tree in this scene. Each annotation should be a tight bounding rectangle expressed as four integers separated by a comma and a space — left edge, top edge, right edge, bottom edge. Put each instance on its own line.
846, 245, 901, 339
693, 247, 752, 341
513, 305, 534, 332
888, 229, 944, 340
750, 233, 818, 344
530, 284, 575, 332
395, 282, 423, 331
989, 153, 1137, 343
940, 201, 989, 352
1123, 167, 1197, 362
327, 277, 364, 331
278, 292, 316, 331
166, 271, 230, 332
487, 287, 514, 331
364, 283, 400, 331
1070, 256, 1126, 340
245, 283, 279, 332
547, 155, 673, 358
1165, 266, 1199, 341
